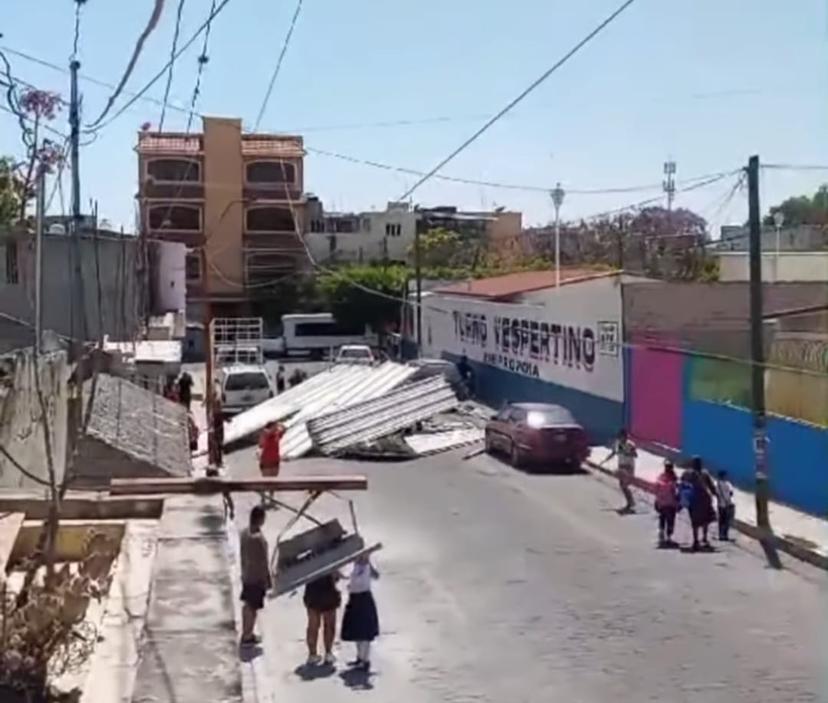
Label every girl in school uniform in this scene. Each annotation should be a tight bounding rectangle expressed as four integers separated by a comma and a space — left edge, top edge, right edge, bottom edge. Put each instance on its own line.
341, 555, 380, 671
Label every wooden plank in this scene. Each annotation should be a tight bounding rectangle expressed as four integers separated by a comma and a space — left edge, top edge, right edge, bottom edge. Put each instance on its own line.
109, 475, 368, 496
0, 496, 164, 521
0, 512, 25, 575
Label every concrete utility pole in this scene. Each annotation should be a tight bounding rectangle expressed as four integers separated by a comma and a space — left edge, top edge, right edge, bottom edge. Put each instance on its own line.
663, 160, 676, 213
34, 165, 45, 355
550, 183, 565, 287
746, 154, 782, 569
66, 59, 84, 470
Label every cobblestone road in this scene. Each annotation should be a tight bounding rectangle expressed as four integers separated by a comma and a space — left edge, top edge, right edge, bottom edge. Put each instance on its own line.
227, 447, 827, 703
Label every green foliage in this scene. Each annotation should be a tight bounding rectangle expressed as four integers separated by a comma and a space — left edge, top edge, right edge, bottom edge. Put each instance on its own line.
0, 158, 21, 228
249, 274, 326, 329
411, 228, 472, 269
765, 185, 828, 226
317, 265, 408, 336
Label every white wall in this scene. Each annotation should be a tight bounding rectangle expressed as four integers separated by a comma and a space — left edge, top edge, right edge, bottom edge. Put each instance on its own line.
718, 252, 828, 282
421, 276, 624, 401
155, 241, 186, 312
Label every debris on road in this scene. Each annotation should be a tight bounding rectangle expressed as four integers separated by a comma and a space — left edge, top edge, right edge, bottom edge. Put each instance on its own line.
307, 376, 458, 456
405, 427, 484, 456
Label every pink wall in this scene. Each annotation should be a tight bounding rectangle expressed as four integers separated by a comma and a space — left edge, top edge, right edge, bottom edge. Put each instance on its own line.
629, 344, 683, 449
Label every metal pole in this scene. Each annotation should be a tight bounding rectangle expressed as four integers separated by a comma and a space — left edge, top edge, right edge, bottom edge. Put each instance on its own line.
34, 166, 45, 355
414, 216, 423, 353
747, 154, 781, 569
551, 183, 564, 287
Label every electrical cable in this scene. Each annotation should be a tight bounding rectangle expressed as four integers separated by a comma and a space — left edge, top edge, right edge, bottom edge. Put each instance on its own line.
160, 0, 187, 131
253, 0, 304, 132
87, 0, 166, 128
185, 0, 217, 132
84, 0, 234, 134
396, 0, 640, 202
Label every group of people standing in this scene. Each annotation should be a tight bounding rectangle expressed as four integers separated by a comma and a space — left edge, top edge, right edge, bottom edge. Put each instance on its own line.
605, 428, 735, 551
239, 506, 380, 672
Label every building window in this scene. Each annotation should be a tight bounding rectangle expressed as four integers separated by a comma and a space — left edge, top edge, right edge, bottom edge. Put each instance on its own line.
310, 219, 325, 233
332, 218, 356, 233
148, 204, 201, 231
385, 223, 402, 237
246, 161, 296, 185
185, 251, 202, 282
146, 158, 201, 183
2, 242, 19, 284
246, 206, 296, 232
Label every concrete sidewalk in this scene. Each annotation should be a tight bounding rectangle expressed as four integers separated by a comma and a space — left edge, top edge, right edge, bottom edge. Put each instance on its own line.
588, 445, 828, 570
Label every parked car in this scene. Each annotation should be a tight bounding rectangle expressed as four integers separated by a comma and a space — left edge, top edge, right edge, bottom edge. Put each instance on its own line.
407, 358, 467, 397
484, 402, 589, 469
218, 365, 273, 416
335, 344, 375, 365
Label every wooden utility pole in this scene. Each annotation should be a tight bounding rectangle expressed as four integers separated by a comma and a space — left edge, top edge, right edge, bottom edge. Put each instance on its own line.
746, 154, 782, 569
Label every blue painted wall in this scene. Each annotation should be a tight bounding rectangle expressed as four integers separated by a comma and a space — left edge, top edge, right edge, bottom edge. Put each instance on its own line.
683, 399, 828, 517
443, 352, 622, 444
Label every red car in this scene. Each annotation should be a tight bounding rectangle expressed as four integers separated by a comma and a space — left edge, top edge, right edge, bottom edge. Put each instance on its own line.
484, 402, 589, 469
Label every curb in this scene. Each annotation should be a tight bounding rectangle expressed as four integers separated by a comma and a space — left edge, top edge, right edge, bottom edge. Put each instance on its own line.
585, 459, 828, 573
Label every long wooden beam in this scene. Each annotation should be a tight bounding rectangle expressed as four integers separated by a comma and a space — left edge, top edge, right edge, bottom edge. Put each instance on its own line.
109, 475, 368, 496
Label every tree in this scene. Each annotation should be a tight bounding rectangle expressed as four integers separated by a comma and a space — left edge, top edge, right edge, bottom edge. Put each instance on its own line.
412, 227, 482, 269
317, 265, 408, 341
765, 185, 828, 226
0, 157, 21, 227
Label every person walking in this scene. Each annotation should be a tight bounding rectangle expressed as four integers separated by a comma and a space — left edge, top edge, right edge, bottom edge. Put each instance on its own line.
275, 365, 286, 394
685, 456, 716, 551
715, 470, 735, 541
239, 505, 271, 647
258, 422, 285, 477
654, 460, 679, 546
177, 371, 194, 410
341, 555, 380, 672
303, 574, 341, 666
602, 428, 638, 513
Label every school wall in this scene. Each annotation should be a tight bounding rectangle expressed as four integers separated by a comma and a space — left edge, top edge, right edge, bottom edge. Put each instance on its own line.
422, 276, 624, 443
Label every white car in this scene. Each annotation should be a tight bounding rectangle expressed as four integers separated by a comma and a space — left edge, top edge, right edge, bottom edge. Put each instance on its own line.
219, 365, 273, 415
335, 344, 375, 365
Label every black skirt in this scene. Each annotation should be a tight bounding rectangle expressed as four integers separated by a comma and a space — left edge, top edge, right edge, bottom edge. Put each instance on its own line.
341, 591, 379, 642
303, 576, 341, 612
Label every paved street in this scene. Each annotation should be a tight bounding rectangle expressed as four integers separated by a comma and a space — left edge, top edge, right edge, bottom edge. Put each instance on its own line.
227, 446, 827, 703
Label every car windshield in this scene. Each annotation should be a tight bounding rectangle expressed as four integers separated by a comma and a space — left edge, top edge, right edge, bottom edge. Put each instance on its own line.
340, 348, 371, 359
525, 407, 575, 427
224, 373, 269, 391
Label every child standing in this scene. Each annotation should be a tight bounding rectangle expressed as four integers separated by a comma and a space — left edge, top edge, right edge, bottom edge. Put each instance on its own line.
716, 470, 735, 541
341, 555, 380, 672
654, 460, 679, 546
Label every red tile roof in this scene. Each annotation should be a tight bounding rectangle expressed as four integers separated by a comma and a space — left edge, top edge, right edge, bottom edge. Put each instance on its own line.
433, 268, 618, 300
242, 135, 304, 158
137, 134, 202, 154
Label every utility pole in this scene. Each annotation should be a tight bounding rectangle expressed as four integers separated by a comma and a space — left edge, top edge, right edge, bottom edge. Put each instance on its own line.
747, 154, 782, 569
550, 183, 565, 287
34, 165, 45, 356
663, 160, 676, 214
414, 214, 423, 354
66, 59, 84, 470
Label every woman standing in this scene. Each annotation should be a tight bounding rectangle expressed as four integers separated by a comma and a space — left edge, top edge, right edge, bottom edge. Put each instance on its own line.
686, 456, 716, 550
341, 555, 380, 672
303, 574, 341, 665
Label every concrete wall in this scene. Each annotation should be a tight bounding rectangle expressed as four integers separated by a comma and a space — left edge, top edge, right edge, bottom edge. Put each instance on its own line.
718, 252, 828, 282
203, 117, 244, 296
0, 348, 68, 490
153, 240, 186, 312
0, 233, 141, 345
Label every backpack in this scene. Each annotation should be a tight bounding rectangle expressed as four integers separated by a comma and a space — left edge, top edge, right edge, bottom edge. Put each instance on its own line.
679, 480, 695, 509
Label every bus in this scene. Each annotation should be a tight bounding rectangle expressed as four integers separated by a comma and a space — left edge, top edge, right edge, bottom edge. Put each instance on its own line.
267, 313, 378, 359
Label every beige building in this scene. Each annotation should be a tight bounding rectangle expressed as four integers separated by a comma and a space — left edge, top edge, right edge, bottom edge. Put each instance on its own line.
137, 117, 308, 320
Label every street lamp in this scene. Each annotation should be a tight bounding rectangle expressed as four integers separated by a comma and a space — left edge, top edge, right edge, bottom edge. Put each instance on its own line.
773, 210, 785, 282
550, 182, 565, 287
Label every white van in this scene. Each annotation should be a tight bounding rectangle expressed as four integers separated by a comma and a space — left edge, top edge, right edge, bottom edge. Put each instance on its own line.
219, 365, 273, 415
280, 313, 377, 359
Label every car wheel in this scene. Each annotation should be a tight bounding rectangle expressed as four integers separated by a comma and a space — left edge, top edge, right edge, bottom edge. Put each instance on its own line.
510, 441, 523, 468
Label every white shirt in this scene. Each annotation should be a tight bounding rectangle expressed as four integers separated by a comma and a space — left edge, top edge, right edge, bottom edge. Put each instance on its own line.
716, 479, 734, 507
349, 562, 374, 594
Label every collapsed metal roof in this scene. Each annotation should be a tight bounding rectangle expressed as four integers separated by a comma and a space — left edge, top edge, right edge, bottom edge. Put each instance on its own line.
307, 376, 458, 456
404, 427, 484, 456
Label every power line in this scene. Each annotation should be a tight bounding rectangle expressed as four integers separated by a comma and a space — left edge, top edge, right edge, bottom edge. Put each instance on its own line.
84, 0, 234, 134
253, 0, 305, 132
762, 163, 828, 172
186, 0, 217, 132
160, 0, 187, 131
396, 0, 640, 202
87, 0, 166, 128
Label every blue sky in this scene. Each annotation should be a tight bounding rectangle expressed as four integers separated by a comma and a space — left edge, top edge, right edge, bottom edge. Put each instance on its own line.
1, 0, 826, 231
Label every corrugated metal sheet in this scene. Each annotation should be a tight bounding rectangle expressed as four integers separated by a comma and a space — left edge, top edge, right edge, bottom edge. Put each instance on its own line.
404, 428, 484, 456
281, 362, 417, 459
307, 376, 458, 455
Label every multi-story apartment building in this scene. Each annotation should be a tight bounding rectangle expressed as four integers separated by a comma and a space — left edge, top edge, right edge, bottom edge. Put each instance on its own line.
137, 116, 308, 320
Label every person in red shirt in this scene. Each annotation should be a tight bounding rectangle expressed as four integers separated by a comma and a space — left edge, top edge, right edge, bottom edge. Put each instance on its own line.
258, 422, 285, 477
